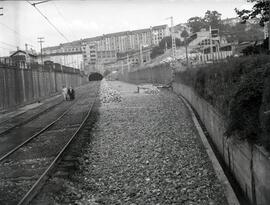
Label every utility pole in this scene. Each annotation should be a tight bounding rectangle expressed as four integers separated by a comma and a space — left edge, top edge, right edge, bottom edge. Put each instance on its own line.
37, 37, 44, 65
140, 43, 143, 66
127, 54, 130, 72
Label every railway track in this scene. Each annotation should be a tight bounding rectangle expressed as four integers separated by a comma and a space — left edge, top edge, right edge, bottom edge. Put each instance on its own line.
0, 98, 64, 137
0, 84, 95, 159
0, 82, 100, 205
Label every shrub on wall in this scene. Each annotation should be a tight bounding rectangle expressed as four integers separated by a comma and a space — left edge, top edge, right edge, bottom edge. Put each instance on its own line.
174, 55, 270, 149
226, 67, 267, 141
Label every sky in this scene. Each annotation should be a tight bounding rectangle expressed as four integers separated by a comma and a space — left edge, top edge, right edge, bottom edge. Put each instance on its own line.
0, 0, 253, 56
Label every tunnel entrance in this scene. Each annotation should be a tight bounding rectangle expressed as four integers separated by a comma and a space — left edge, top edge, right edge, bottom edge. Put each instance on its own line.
88, 72, 103, 81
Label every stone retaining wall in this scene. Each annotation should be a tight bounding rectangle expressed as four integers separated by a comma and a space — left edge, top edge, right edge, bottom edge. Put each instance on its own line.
173, 82, 270, 205
0, 66, 87, 111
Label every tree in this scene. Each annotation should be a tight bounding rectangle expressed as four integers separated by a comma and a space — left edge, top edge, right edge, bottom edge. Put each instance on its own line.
220, 22, 264, 43
187, 16, 206, 33
204, 10, 222, 28
235, 0, 269, 26
181, 29, 189, 39
181, 30, 189, 66
150, 46, 164, 59
158, 36, 182, 49
186, 10, 222, 33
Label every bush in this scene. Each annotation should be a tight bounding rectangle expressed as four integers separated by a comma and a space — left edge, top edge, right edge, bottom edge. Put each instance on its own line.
226, 67, 267, 141
150, 46, 164, 59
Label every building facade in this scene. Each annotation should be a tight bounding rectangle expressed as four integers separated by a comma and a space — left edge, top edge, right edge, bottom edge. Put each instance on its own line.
42, 24, 169, 74
151, 25, 170, 45
42, 41, 84, 71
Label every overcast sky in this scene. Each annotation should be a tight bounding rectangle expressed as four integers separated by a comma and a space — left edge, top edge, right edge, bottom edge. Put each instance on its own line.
0, 0, 252, 56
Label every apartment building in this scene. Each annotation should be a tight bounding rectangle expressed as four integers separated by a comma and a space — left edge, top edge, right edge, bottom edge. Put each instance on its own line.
42, 41, 83, 70
151, 25, 170, 45
42, 24, 170, 73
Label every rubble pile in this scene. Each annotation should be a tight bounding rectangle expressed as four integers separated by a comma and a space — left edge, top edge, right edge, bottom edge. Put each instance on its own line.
99, 80, 122, 103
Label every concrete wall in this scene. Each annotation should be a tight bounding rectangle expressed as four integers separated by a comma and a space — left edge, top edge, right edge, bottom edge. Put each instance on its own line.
173, 82, 270, 205
0, 65, 87, 111
120, 65, 172, 85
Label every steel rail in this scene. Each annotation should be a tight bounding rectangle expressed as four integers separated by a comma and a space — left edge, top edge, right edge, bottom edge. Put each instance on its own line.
0, 91, 85, 162
0, 99, 64, 136
17, 84, 99, 205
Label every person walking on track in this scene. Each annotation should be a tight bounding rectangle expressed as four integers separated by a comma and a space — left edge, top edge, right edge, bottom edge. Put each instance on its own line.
62, 86, 68, 101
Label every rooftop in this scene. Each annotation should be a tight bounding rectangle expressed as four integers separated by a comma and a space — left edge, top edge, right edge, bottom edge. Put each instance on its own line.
152, 24, 167, 30
10, 50, 37, 58
43, 24, 168, 51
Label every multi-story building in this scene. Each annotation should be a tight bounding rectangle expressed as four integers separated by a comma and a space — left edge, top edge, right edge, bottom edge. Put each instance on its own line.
103, 47, 152, 73
42, 41, 83, 71
151, 25, 170, 45
42, 24, 170, 74
81, 41, 118, 73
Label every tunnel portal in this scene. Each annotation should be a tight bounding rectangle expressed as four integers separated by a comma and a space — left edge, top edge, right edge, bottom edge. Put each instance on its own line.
88, 72, 103, 81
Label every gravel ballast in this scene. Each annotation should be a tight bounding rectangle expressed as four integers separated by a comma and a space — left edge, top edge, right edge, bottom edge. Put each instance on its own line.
38, 80, 228, 205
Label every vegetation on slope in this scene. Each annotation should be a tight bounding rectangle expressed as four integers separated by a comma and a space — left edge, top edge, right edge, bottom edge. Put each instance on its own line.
174, 55, 270, 149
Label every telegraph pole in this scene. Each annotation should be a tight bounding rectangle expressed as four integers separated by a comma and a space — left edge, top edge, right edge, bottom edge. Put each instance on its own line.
127, 54, 130, 72
37, 37, 44, 65
140, 44, 143, 66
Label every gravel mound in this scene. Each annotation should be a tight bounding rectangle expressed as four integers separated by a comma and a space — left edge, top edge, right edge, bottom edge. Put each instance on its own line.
99, 80, 122, 103
35, 81, 228, 205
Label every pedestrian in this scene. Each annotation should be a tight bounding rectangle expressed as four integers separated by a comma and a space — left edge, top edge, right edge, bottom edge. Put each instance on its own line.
62, 86, 68, 101
69, 86, 75, 100
67, 87, 71, 101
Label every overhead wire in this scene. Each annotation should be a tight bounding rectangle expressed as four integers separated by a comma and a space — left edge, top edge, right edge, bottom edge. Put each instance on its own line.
0, 22, 36, 45
26, 0, 70, 42
51, 1, 77, 40
0, 41, 18, 48
0, 45, 12, 50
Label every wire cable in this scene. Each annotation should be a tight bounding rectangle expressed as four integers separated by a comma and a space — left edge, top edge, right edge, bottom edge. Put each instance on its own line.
0, 41, 17, 48
26, 0, 69, 42
0, 22, 36, 45
51, 1, 77, 39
